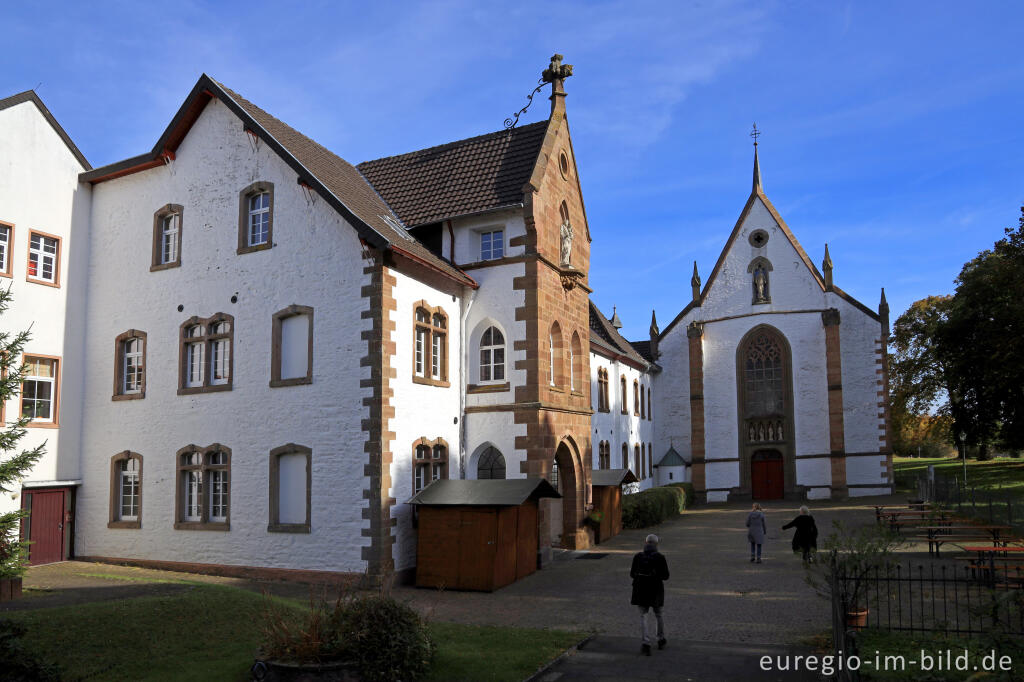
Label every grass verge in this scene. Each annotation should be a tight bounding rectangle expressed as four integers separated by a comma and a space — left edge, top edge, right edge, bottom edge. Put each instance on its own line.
2, 584, 581, 681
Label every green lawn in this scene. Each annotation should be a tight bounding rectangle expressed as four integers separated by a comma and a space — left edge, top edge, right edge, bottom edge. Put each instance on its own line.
893, 455, 1024, 492
3, 584, 582, 681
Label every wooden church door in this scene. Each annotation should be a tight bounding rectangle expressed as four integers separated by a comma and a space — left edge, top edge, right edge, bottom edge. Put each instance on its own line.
751, 450, 784, 500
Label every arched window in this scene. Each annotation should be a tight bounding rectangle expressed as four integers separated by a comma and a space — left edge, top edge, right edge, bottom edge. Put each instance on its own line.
598, 441, 610, 470
549, 460, 560, 492
479, 326, 505, 383
596, 368, 609, 411
114, 330, 147, 399
634, 444, 641, 477
622, 443, 629, 469
745, 331, 785, 417
620, 376, 628, 414
413, 438, 448, 493
109, 451, 143, 528
648, 442, 653, 478
175, 444, 231, 530
633, 380, 640, 416
179, 314, 233, 393
648, 388, 652, 421
570, 332, 582, 392
549, 321, 563, 387
641, 443, 646, 480
477, 446, 506, 479
640, 383, 646, 419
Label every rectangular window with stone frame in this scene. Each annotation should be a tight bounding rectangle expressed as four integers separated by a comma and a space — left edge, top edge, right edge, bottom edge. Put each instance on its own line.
21, 355, 60, 426
269, 444, 311, 533
413, 438, 448, 494
113, 330, 146, 400
271, 305, 314, 387
237, 181, 274, 255
151, 204, 183, 271
178, 314, 233, 395
0, 221, 13, 278
27, 230, 60, 287
412, 302, 448, 387
108, 451, 142, 529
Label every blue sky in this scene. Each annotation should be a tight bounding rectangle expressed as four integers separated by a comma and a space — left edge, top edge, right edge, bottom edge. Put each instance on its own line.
3, 1, 1021, 341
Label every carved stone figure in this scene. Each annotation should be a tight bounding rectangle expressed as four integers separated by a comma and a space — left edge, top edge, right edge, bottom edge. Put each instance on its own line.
753, 265, 769, 302
560, 218, 574, 266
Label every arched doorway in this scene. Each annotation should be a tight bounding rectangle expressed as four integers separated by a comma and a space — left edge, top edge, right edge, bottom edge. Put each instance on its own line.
751, 450, 784, 500
544, 441, 578, 548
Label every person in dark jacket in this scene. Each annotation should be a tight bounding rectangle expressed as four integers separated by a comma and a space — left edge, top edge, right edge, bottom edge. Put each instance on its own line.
782, 505, 818, 562
630, 533, 670, 656
746, 503, 767, 563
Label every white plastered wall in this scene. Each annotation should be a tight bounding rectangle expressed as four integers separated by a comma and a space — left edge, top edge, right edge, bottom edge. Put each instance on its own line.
590, 351, 654, 492
76, 98, 373, 572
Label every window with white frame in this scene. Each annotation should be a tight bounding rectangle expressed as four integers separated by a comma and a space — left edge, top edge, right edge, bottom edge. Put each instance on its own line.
480, 229, 504, 261
113, 330, 147, 400
413, 440, 447, 494
175, 445, 230, 529
22, 356, 58, 423
248, 192, 271, 247
431, 313, 445, 380
28, 232, 59, 284
109, 451, 142, 528
479, 326, 505, 383
414, 309, 428, 378
179, 315, 233, 394
120, 457, 140, 521
412, 303, 448, 385
161, 213, 180, 264
0, 223, 11, 276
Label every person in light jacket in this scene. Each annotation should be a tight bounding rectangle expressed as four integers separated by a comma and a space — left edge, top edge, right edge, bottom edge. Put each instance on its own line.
782, 505, 818, 562
746, 503, 767, 564
630, 533, 670, 656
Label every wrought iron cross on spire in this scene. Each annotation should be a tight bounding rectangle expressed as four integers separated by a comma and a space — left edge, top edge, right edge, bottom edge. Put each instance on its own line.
750, 123, 761, 147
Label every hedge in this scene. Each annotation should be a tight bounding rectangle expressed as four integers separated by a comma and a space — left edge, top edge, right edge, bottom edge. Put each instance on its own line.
621, 483, 695, 529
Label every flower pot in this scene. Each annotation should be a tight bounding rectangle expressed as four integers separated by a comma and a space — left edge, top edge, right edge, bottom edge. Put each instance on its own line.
251, 658, 359, 682
0, 577, 23, 602
845, 608, 869, 629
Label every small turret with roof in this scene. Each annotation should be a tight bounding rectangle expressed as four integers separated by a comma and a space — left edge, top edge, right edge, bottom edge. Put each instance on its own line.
649, 310, 660, 359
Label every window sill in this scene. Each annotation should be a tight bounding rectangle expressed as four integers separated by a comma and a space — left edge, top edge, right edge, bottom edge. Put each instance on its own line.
178, 384, 233, 395
26, 277, 60, 289
270, 376, 312, 388
548, 386, 566, 394
0, 272, 11, 279
570, 391, 585, 398
107, 520, 141, 529
150, 261, 181, 272
25, 421, 59, 429
112, 392, 145, 401
237, 242, 273, 255
268, 523, 310, 534
412, 376, 450, 388
467, 382, 510, 394
174, 521, 230, 531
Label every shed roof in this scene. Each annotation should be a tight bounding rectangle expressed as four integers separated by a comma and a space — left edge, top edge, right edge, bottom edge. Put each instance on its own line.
406, 478, 560, 506
591, 468, 639, 487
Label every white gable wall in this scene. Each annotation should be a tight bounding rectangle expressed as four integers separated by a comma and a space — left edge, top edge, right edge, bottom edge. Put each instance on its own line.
75, 98, 374, 572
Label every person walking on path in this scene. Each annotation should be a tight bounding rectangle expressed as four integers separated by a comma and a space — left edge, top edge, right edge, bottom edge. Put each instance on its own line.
746, 503, 767, 563
782, 505, 818, 562
630, 533, 670, 656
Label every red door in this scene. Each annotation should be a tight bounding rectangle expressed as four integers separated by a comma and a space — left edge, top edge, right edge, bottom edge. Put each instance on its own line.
23, 489, 66, 565
751, 451, 784, 500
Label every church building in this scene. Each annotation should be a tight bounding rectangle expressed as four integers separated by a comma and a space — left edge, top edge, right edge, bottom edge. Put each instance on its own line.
0, 56, 891, 582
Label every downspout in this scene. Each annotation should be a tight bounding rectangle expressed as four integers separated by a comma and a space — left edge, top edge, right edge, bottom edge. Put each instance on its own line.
459, 283, 477, 479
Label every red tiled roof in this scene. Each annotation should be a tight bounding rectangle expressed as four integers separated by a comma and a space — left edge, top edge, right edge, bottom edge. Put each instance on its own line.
357, 121, 549, 228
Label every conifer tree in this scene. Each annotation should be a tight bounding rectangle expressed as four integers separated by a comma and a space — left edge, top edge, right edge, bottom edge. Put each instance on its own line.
0, 287, 44, 578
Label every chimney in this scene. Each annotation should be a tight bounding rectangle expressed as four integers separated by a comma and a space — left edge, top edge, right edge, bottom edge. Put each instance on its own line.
691, 261, 701, 304
823, 244, 833, 291
542, 54, 573, 116
649, 310, 660, 359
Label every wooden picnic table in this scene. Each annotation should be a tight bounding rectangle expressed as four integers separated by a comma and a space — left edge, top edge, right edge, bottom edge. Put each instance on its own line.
878, 510, 958, 532
916, 525, 1011, 556
960, 546, 1024, 582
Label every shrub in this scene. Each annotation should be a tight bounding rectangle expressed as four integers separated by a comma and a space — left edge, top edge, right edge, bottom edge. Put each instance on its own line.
0, 619, 61, 681
668, 482, 695, 509
622, 486, 686, 529
339, 595, 433, 682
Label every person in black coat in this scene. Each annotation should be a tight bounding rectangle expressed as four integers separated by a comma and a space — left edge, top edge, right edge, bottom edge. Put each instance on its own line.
782, 505, 818, 562
630, 533, 670, 656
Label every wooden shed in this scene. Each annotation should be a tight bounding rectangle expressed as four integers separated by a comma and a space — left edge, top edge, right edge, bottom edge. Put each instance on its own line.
590, 468, 638, 544
408, 479, 560, 592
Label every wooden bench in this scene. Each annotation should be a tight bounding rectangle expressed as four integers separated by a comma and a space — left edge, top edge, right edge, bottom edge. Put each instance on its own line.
913, 529, 1004, 556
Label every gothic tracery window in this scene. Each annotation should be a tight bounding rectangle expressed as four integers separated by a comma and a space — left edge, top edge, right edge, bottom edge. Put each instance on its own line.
744, 331, 784, 417
477, 446, 506, 479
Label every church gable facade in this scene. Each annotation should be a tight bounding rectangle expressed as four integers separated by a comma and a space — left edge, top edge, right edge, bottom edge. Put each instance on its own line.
655, 151, 892, 502
2, 56, 891, 582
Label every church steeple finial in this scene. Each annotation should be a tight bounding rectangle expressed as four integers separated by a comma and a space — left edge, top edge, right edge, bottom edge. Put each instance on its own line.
691, 261, 701, 304
879, 288, 890, 338
542, 53, 573, 116
823, 243, 834, 290
649, 310, 660, 359
750, 123, 763, 193
610, 306, 622, 330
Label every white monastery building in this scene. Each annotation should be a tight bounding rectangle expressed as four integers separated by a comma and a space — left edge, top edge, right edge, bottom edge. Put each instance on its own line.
0, 56, 892, 581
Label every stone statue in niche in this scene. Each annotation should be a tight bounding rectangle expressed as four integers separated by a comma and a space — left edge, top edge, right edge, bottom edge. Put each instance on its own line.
753, 264, 769, 303
560, 217, 574, 266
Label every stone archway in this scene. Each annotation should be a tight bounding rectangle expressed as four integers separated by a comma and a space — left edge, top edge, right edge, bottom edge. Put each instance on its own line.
543, 438, 584, 549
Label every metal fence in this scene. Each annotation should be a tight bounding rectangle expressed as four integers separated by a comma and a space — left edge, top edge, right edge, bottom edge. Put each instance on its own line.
917, 473, 1024, 534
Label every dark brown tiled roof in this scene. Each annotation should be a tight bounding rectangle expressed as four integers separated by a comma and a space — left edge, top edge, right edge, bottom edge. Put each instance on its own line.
214, 81, 475, 286
631, 340, 655, 362
589, 301, 652, 369
357, 121, 548, 228
0, 91, 90, 169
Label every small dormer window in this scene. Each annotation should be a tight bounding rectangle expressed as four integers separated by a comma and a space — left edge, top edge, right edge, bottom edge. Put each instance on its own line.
481, 229, 503, 260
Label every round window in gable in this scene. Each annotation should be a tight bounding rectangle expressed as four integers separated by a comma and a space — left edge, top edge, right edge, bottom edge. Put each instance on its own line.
559, 151, 570, 179
749, 229, 769, 248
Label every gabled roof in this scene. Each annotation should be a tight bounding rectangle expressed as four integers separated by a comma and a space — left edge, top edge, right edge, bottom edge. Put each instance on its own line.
406, 478, 560, 506
357, 121, 549, 228
655, 446, 687, 468
631, 340, 656, 362
79, 75, 476, 288
589, 301, 655, 370
591, 468, 638, 487
0, 91, 90, 170
660, 156, 879, 340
